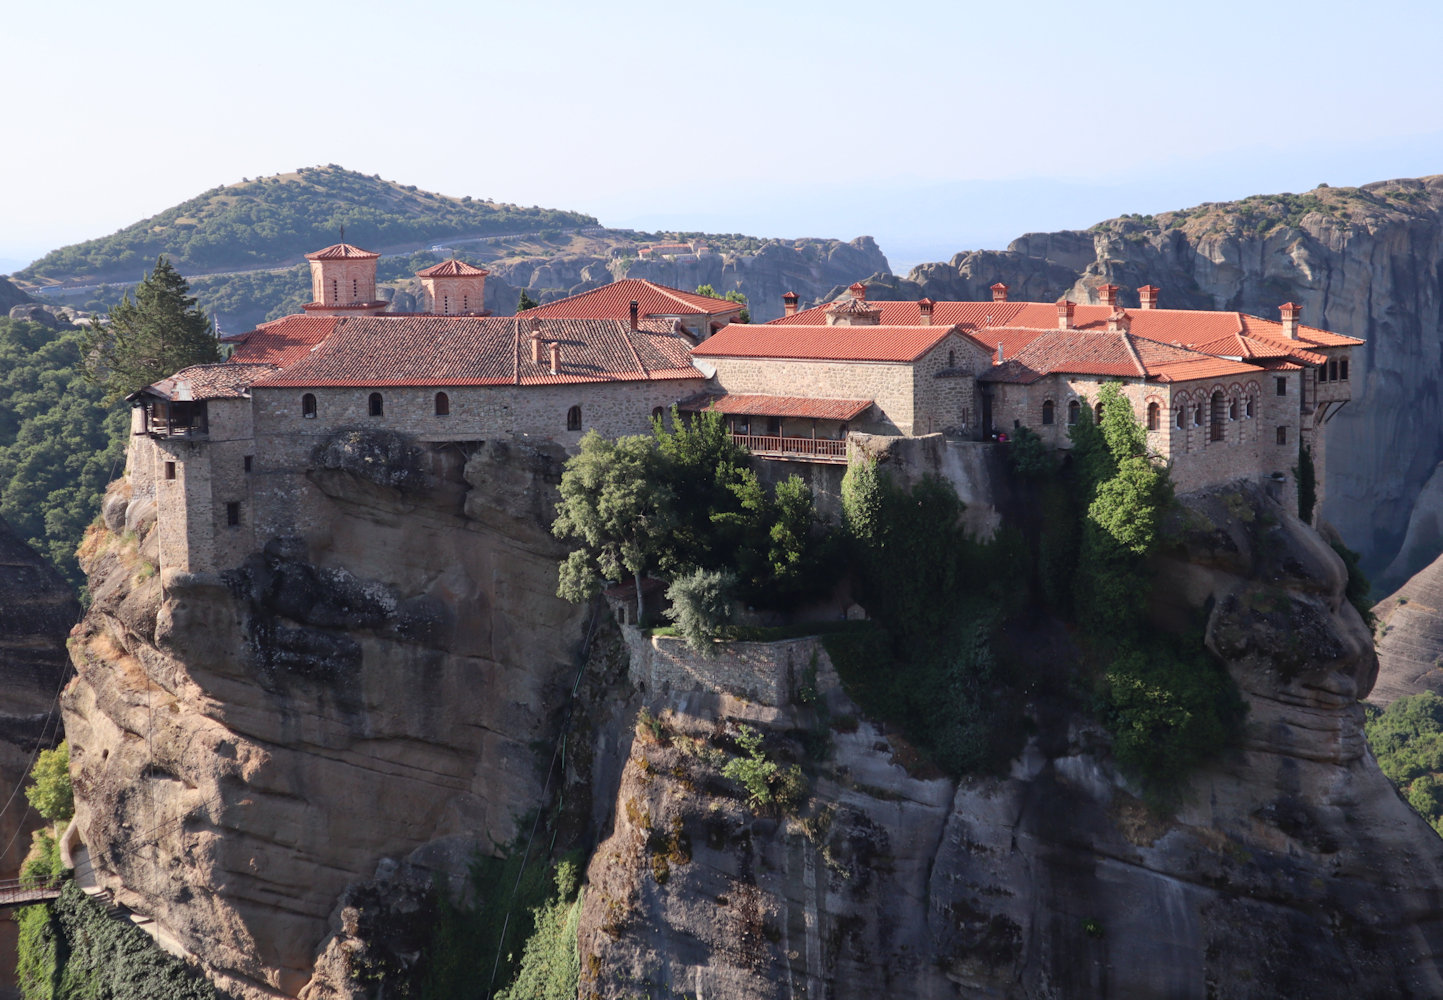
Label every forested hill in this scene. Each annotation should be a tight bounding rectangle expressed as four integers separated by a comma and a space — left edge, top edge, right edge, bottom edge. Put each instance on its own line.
0, 276, 33, 310
16, 165, 597, 284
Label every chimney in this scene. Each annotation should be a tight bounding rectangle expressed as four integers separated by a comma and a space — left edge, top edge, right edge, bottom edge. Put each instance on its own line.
1138, 285, 1160, 310
782, 290, 799, 317
918, 297, 934, 325
549, 341, 561, 375
1057, 298, 1075, 330
849, 281, 867, 301
990, 282, 1009, 303
1279, 301, 1301, 339
629, 300, 639, 330
996, 343, 1005, 364
1098, 283, 1120, 307
1107, 308, 1130, 333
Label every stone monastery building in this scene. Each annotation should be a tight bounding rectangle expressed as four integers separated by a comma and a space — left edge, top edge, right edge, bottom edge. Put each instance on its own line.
126, 243, 1360, 577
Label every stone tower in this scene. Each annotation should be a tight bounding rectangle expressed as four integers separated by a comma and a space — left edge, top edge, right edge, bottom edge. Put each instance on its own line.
303, 243, 388, 316
416, 259, 490, 315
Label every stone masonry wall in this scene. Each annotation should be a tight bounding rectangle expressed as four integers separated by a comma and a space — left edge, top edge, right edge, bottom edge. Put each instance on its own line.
709, 358, 917, 436
622, 628, 825, 708
912, 333, 989, 438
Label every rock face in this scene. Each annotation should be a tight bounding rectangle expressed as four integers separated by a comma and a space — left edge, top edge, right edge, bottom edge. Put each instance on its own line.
0, 516, 77, 1000
900, 177, 1443, 582
62, 439, 592, 999
1372, 547, 1443, 706
0, 277, 33, 314
578, 483, 1443, 999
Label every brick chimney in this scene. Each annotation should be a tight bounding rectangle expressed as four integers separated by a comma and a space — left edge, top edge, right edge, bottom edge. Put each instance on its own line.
1107, 308, 1131, 333
990, 282, 1009, 303
549, 341, 561, 375
849, 282, 867, 301
629, 300, 639, 330
918, 297, 934, 325
529, 318, 543, 364
1279, 302, 1302, 339
1138, 285, 1160, 310
1057, 298, 1075, 330
1098, 283, 1120, 307
782, 290, 799, 317
996, 343, 1005, 364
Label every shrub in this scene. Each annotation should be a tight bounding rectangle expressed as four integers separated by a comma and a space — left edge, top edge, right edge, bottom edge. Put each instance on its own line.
25, 741, 73, 824
722, 725, 805, 811
664, 568, 737, 654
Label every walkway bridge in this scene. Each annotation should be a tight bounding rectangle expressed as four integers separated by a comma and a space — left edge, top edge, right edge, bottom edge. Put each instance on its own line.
0, 874, 63, 910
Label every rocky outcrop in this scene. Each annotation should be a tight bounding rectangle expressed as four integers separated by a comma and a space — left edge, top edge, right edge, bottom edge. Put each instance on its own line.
62, 438, 592, 999
0, 516, 77, 999
579, 483, 1443, 999
901, 177, 1443, 582
1371, 546, 1443, 706
0, 277, 33, 314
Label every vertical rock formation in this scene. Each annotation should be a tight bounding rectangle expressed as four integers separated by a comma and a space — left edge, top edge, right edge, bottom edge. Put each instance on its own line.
0, 516, 78, 1000
901, 177, 1443, 581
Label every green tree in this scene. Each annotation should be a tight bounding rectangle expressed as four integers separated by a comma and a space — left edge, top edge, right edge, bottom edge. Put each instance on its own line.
724, 289, 750, 323
516, 289, 539, 312
25, 740, 73, 824
79, 257, 219, 404
553, 431, 674, 620
664, 567, 737, 654
1295, 443, 1317, 524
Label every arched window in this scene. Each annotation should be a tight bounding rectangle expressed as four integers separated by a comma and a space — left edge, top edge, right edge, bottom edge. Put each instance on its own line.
1210, 391, 1225, 442
1193, 405, 1203, 427
369, 392, 384, 417
331, 279, 338, 304
1228, 397, 1239, 421
352, 278, 359, 300
947, 349, 956, 367
463, 295, 469, 313
443, 295, 450, 315
651, 406, 664, 423
434, 392, 450, 416
302, 393, 317, 419
1340, 360, 1349, 381
1175, 406, 1185, 429
566, 405, 582, 431
1042, 400, 1055, 425
1067, 399, 1080, 425
1095, 401, 1105, 423
1246, 396, 1255, 418
1146, 402, 1160, 430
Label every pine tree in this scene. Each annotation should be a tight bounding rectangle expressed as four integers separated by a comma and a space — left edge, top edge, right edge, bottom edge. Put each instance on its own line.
79, 257, 219, 404
516, 289, 539, 312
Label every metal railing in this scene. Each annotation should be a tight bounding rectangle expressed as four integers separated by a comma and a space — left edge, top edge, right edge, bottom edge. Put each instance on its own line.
0, 874, 64, 908
731, 433, 847, 462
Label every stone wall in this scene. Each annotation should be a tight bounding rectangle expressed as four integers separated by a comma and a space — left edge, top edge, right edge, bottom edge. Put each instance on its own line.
622, 628, 825, 708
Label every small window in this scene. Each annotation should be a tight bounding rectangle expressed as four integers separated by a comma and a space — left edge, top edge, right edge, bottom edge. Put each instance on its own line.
1067, 400, 1079, 425
1175, 407, 1185, 429
1276, 376, 1287, 396
164, 461, 176, 481
226, 502, 240, 527
1146, 402, 1160, 430
434, 392, 450, 416
1277, 426, 1288, 445
1246, 396, 1255, 418
1193, 405, 1204, 427
244, 455, 253, 473
331, 278, 338, 303
463, 295, 469, 312
1340, 359, 1349, 381
1095, 402, 1105, 423
566, 405, 582, 431
1210, 391, 1225, 442
947, 349, 956, 367
1228, 398, 1238, 421
302, 393, 317, 419
369, 392, 384, 417
1042, 400, 1055, 425
443, 295, 450, 315
651, 406, 664, 423
352, 278, 359, 300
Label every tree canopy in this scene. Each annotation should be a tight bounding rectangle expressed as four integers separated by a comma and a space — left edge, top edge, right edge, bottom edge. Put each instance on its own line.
80, 257, 219, 405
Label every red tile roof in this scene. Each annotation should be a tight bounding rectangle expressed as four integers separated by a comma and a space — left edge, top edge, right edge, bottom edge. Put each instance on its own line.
228, 316, 340, 367
982, 330, 1262, 385
136, 363, 280, 401
305, 242, 380, 261
678, 393, 873, 422
693, 323, 961, 363
251, 316, 703, 388
524, 279, 742, 321
416, 259, 489, 277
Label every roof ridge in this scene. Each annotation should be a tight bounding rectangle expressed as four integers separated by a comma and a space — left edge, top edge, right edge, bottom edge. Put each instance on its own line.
1119, 332, 1147, 377
620, 322, 649, 377
513, 318, 521, 385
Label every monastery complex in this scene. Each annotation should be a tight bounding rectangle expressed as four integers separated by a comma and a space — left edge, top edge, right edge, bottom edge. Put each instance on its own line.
126, 242, 1361, 576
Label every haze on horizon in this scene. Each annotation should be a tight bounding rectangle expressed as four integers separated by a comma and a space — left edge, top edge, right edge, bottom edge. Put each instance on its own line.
3, 0, 1441, 275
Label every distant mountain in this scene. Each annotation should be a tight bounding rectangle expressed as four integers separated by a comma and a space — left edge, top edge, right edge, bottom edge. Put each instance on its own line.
15, 165, 597, 285
0, 276, 33, 312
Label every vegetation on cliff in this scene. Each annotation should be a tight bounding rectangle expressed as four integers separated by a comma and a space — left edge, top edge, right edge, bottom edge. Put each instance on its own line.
1366, 692, 1443, 836
0, 316, 125, 589
17, 165, 596, 283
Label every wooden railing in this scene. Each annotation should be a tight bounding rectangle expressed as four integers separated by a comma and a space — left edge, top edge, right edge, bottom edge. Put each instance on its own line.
731, 434, 847, 463
0, 874, 64, 909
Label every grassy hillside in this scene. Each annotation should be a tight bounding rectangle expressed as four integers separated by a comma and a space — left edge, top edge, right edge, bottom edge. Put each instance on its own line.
17, 165, 597, 284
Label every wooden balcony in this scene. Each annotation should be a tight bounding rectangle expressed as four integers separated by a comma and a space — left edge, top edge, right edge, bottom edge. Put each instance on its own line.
731, 433, 848, 463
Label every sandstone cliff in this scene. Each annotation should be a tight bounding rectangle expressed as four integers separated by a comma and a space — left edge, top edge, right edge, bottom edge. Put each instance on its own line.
579, 483, 1443, 998
0, 516, 77, 1000
892, 177, 1443, 583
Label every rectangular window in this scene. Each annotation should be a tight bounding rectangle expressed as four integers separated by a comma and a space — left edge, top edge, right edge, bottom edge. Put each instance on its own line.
226, 502, 240, 527
244, 455, 253, 473
1276, 426, 1288, 445
1275, 376, 1287, 396
1340, 359, 1349, 381
164, 461, 176, 481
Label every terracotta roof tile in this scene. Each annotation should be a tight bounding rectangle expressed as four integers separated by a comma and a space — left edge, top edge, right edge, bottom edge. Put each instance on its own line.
678, 393, 873, 422
251, 316, 703, 388
228, 316, 340, 367
980, 331, 1261, 385
693, 323, 961, 363
415, 259, 489, 277
136, 363, 280, 401
305, 242, 380, 260
524, 279, 741, 321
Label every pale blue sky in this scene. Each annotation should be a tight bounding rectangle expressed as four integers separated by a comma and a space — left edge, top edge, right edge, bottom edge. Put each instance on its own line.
4, 0, 1442, 273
